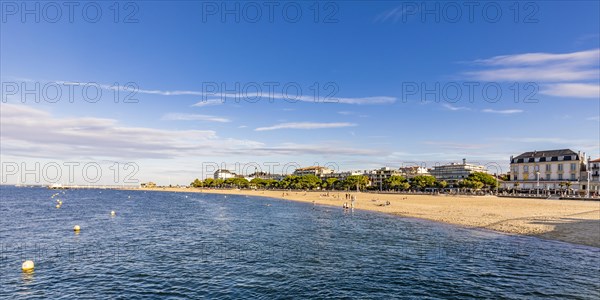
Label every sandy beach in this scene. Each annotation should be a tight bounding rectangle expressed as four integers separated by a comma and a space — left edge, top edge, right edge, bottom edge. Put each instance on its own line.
137, 187, 600, 248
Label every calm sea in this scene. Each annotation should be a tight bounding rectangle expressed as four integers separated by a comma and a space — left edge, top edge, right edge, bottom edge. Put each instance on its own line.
1, 186, 598, 299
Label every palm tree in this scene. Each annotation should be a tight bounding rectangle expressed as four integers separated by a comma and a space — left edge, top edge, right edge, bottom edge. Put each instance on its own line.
565, 181, 572, 195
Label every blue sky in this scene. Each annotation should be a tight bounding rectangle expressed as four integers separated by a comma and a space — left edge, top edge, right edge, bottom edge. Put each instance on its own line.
1, 1, 599, 185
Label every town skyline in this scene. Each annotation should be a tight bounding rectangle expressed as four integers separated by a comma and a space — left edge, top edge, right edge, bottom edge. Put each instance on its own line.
1, 2, 599, 185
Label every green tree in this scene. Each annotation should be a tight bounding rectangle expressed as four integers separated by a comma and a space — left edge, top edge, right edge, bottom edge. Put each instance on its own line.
300, 175, 322, 190
224, 177, 249, 188
325, 178, 338, 190
203, 178, 215, 187
410, 175, 436, 190
263, 179, 278, 189
398, 182, 411, 191
437, 180, 448, 189
466, 172, 498, 189
214, 178, 224, 188
384, 175, 407, 191
250, 178, 266, 188
190, 178, 203, 188
343, 175, 370, 191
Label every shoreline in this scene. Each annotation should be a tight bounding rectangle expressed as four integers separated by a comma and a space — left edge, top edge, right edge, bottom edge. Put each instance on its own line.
129, 187, 600, 248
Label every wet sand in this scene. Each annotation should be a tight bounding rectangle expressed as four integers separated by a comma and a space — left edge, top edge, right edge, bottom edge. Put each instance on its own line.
136, 188, 600, 247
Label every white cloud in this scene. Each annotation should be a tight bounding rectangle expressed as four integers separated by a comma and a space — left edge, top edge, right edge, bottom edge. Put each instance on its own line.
255, 122, 357, 131
482, 109, 523, 114
472, 49, 599, 67
54, 80, 396, 105
191, 99, 225, 107
162, 113, 231, 123
540, 83, 599, 98
0, 104, 378, 160
442, 104, 471, 111
464, 49, 600, 91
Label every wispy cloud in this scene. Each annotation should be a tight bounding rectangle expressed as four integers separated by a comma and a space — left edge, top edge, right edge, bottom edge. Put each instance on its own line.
539, 83, 599, 98
464, 49, 600, 99
255, 122, 357, 131
482, 109, 523, 114
338, 111, 355, 115
54, 80, 396, 105
472, 49, 599, 67
442, 104, 471, 111
161, 113, 231, 123
0, 104, 380, 160
191, 99, 225, 107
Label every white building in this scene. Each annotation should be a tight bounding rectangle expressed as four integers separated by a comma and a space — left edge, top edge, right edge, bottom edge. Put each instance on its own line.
429, 159, 487, 183
399, 166, 431, 178
508, 149, 587, 193
364, 167, 402, 189
214, 169, 236, 180
588, 157, 600, 196
293, 166, 334, 177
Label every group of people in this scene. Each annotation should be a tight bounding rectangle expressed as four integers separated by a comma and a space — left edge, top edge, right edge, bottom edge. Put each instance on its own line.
343, 194, 356, 209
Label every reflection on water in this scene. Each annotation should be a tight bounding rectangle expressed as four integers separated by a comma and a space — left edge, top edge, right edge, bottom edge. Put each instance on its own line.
1, 186, 599, 299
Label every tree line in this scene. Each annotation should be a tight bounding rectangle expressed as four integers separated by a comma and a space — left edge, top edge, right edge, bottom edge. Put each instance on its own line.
190, 172, 499, 191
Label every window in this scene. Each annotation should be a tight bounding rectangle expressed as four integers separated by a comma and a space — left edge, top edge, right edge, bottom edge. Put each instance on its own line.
570, 174, 576, 180
513, 175, 518, 180
558, 174, 563, 180
528, 158, 535, 163
546, 174, 550, 180
534, 165, 539, 171
558, 164, 563, 171
540, 157, 546, 162
545, 164, 551, 171
524, 165, 529, 172
570, 163, 576, 171
551, 157, 558, 161
564, 156, 571, 161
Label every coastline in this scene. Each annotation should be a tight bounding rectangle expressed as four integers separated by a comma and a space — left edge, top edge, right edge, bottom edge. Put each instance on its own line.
130, 187, 600, 248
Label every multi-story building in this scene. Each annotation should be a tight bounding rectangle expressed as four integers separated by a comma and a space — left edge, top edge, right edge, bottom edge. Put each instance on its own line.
589, 158, 600, 182
509, 149, 587, 193
588, 157, 600, 196
364, 167, 403, 189
399, 166, 430, 179
214, 169, 237, 180
429, 159, 487, 183
293, 166, 334, 177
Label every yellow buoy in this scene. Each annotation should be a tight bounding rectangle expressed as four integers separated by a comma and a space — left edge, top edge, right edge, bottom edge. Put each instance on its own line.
22, 260, 34, 272
73, 225, 81, 232
110, 211, 116, 216
56, 204, 61, 209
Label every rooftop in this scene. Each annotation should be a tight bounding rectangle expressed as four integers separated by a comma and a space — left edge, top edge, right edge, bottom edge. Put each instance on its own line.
514, 149, 577, 159
295, 166, 330, 171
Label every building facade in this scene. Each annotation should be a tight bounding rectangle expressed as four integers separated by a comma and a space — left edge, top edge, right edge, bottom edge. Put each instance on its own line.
364, 167, 402, 189
293, 166, 334, 177
214, 169, 237, 180
588, 158, 600, 196
509, 149, 587, 193
429, 159, 487, 183
399, 166, 430, 179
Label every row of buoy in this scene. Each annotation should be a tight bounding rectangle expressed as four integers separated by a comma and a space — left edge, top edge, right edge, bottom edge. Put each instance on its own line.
23, 192, 121, 272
